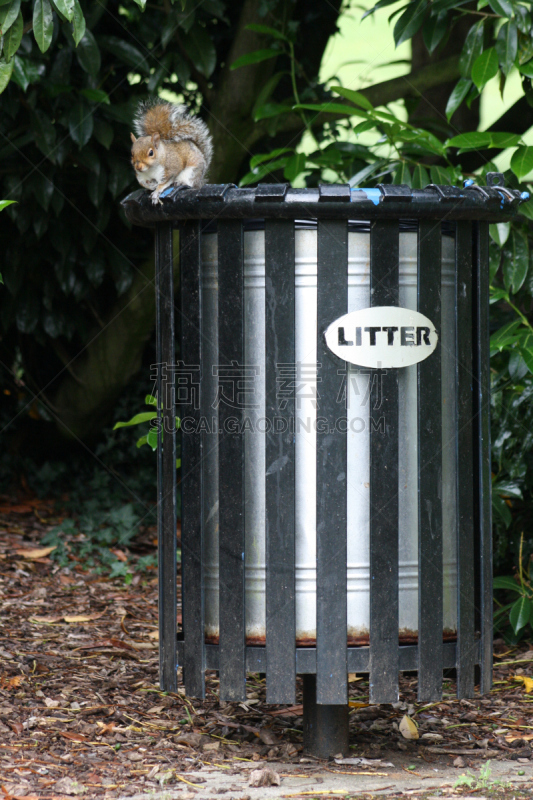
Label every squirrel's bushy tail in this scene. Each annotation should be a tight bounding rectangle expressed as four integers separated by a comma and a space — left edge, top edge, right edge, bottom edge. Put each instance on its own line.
133, 100, 213, 169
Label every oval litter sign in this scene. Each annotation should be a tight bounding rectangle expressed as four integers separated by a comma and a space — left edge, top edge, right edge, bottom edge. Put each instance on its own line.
324, 306, 438, 368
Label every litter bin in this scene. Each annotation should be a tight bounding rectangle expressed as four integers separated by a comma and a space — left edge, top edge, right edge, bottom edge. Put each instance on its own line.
122, 175, 527, 757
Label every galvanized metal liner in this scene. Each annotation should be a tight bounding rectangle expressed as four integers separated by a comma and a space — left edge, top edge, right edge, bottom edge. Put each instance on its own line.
200, 220, 457, 646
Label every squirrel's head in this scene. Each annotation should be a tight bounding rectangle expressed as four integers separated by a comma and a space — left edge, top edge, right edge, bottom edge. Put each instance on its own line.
130, 132, 161, 172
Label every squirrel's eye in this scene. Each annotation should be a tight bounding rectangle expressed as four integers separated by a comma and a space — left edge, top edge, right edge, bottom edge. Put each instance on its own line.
148, 149, 154, 157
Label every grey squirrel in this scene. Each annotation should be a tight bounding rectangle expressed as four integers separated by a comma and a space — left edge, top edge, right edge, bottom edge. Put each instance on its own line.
130, 100, 213, 204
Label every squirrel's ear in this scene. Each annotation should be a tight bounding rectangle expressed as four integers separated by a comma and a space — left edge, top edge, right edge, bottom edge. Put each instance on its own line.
152, 133, 161, 149
130, 132, 137, 143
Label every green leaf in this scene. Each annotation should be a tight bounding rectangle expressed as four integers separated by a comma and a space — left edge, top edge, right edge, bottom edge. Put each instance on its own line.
145, 394, 157, 407
71, 0, 86, 46
511, 145, 533, 180
393, 161, 411, 186
492, 493, 512, 527
362, 0, 399, 20
411, 163, 429, 188
33, 0, 53, 53
2, 9, 22, 60
76, 29, 101, 76
252, 71, 284, 118
493, 480, 523, 499
230, 47, 279, 70
239, 156, 290, 186
495, 19, 518, 75
131, 0, 147, 7
245, 22, 287, 40
0, 57, 14, 93
493, 576, 522, 592
0, 0, 20, 34
114, 411, 157, 429
430, 165, 453, 184
146, 428, 158, 449
490, 131, 521, 148
100, 36, 148, 74
80, 88, 110, 104
253, 101, 291, 121
488, 0, 514, 16
51, 0, 74, 22
519, 59, 533, 77
519, 198, 533, 220
293, 102, 367, 118
181, 24, 216, 77
393, 0, 427, 46
520, 336, 533, 374
422, 10, 448, 53
0, 199, 15, 211
471, 47, 499, 90
504, 229, 529, 293
250, 147, 292, 169
459, 21, 485, 78
69, 101, 93, 147
510, 596, 531, 635
93, 118, 113, 148
490, 318, 521, 351
283, 152, 306, 182
353, 119, 376, 135
446, 77, 472, 120
489, 220, 510, 245
331, 85, 373, 110
447, 131, 492, 149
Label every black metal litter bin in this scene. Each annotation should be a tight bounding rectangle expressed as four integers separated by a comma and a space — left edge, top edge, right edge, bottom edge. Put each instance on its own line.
122, 175, 527, 756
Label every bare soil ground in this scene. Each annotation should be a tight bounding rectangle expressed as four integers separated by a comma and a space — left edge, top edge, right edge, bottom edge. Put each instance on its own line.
2, 493, 533, 800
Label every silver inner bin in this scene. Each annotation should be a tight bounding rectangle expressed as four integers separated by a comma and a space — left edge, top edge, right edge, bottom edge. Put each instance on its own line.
200, 225, 457, 645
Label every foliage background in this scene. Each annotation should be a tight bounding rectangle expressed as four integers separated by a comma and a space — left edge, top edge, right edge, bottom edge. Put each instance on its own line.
1, 0, 533, 630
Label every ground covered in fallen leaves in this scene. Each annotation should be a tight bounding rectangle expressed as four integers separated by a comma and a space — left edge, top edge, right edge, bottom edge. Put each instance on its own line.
2, 494, 533, 800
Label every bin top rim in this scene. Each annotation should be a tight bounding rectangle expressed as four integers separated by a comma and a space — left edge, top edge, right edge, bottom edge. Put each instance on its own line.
122, 180, 529, 228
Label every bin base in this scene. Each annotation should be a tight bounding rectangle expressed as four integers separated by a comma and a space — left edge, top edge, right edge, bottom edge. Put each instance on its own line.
302, 675, 349, 758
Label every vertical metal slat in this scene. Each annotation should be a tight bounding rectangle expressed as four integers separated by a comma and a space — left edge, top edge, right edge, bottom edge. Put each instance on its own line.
316, 219, 348, 706
474, 221, 492, 694
155, 222, 178, 692
180, 221, 205, 698
265, 220, 296, 704
218, 220, 246, 702
417, 220, 443, 702
369, 219, 399, 705
455, 221, 476, 698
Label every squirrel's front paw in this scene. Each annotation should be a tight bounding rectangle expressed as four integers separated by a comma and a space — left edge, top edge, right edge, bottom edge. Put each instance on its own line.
150, 190, 161, 205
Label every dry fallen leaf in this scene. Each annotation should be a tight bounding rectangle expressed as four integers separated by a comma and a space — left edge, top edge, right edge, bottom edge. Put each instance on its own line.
249, 767, 281, 787
63, 612, 105, 623
128, 641, 157, 650
506, 732, 533, 742
514, 675, 533, 692
147, 630, 159, 640
110, 549, 128, 562
29, 615, 62, 624
9, 721, 23, 735
399, 714, 419, 740
14, 546, 56, 559
96, 721, 116, 735
59, 732, 88, 743
259, 727, 279, 745
1, 676, 24, 690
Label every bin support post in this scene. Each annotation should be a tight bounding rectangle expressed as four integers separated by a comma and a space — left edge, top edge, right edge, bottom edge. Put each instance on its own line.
302, 675, 349, 758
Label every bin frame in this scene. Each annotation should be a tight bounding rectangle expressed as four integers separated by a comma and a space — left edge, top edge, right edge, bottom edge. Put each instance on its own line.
122, 176, 524, 708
